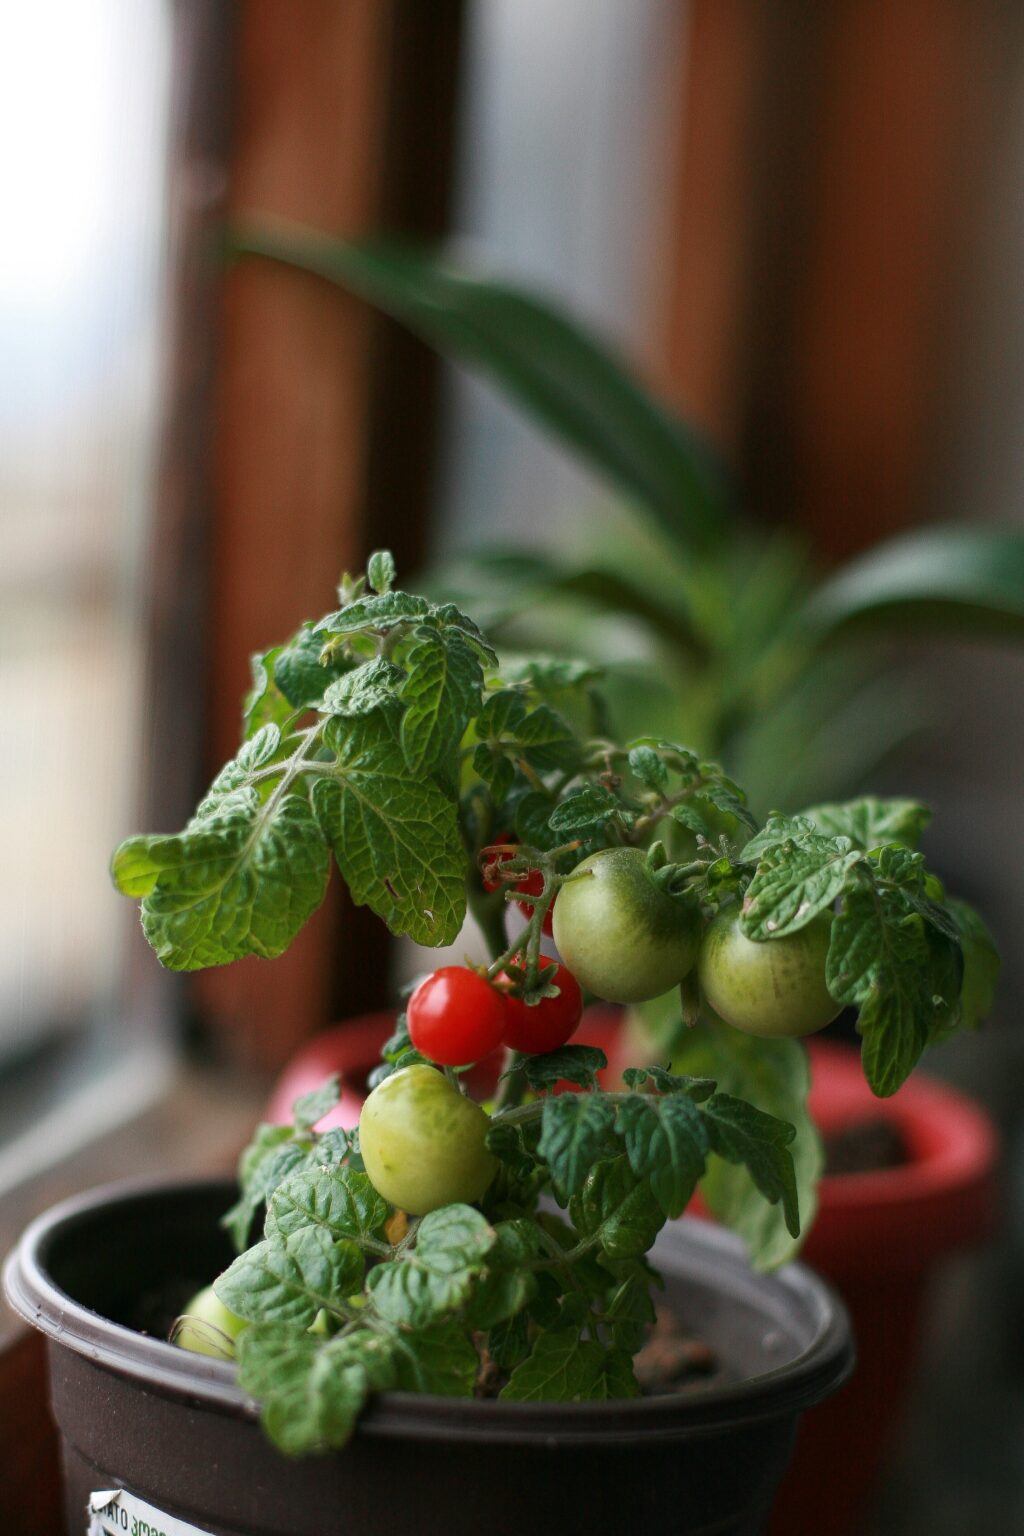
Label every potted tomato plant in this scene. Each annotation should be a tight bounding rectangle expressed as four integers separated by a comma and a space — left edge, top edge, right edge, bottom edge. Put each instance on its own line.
5, 554, 998, 1536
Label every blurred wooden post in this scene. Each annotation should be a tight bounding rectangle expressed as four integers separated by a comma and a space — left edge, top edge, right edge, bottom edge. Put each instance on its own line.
653, 0, 1016, 559
195, 0, 464, 1070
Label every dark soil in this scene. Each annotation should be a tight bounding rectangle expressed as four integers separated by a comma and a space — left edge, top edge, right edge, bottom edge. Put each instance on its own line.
823, 1117, 911, 1176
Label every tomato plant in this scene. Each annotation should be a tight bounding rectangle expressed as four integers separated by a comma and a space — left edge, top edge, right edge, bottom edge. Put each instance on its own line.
501, 957, 583, 1053
114, 552, 996, 1453
358, 1063, 497, 1214
406, 967, 507, 1066
551, 847, 701, 1004
697, 909, 841, 1039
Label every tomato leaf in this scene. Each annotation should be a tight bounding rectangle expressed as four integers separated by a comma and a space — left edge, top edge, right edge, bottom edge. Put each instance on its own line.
741, 836, 862, 939
547, 784, 628, 837
500, 1328, 640, 1402
826, 882, 959, 1095
265, 1167, 390, 1248
111, 784, 331, 971
367, 1205, 496, 1326
615, 1093, 709, 1219
538, 1093, 616, 1197
319, 658, 406, 719
802, 797, 932, 852
388, 1319, 480, 1396
568, 1157, 665, 1259
215, 1228, 364, 1327
520, 1044, 608, 1091
399, 624, 484, 775
237, 1324, 398, 1454
367, 549, 396, 595
315, 590, 433, 638
701, 1094, 800, 1239
673, 1023, 820, 1270
313, 711, 465, 947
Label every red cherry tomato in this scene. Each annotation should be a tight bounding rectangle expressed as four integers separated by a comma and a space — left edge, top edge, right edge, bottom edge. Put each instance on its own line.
502, 958, 583, 1055
407, 967, 508, 1067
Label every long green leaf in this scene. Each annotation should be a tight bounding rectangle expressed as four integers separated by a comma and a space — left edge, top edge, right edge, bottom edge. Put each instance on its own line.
231, 223, 730, 554
800, 528, 1024, 641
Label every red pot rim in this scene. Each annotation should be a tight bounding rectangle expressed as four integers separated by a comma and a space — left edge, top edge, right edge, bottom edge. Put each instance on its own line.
803, 1039, 998, 1274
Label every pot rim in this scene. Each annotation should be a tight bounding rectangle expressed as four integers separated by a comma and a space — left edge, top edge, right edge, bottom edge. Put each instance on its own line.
4, 1175, 853, 1446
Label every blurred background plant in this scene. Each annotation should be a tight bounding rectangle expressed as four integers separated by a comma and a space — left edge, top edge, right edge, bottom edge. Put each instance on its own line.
231, 226, 1024, 815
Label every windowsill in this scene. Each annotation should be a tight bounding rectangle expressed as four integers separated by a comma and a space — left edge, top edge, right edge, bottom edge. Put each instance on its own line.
0, 1061, 268, 1348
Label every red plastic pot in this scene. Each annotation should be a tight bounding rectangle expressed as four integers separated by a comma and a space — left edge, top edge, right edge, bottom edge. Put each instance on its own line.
768, 1039, 998, 1536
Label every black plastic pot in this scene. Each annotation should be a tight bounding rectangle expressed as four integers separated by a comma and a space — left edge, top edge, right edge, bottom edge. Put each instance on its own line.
5, 1179, 853, 1536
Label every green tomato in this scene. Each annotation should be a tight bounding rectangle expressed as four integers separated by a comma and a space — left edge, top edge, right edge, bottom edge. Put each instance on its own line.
698, 909, 841, 1038
174, 1284, 248, 1359
359, 1064, 497, 1216
551, 846, 701, 1005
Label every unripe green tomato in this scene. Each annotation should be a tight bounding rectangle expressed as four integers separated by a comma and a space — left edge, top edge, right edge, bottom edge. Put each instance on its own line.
698, 909, 841, 1038
175, 1284, 248, 1359
551, 847, 701, 1005
359, 1064, 497, 1215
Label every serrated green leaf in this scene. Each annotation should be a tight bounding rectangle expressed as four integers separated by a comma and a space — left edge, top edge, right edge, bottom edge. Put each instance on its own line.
274, 624, 354, 711
313, 711, 464, 946
500, 1329, 639, 1402
266, 1167, 389, 1247
628, 744, 668, 791
112, 783, 330, 970
521, 1045, 608, 1092
488, 1310, 532, 1370
603, 1268, 658, 1354
319, 658, 406, 718
291, 1077, 341, 1133
827, 883, 934, 1095
237, 1324, 397, 1455
399, 625, 483, 774
315, 590, 432, 637
741, 836, 862, 939
215, 1227, 363, 1327
803, 797, 932, 852
692, 781, 757, 834
701, 1093, 800, 1238
476, 689, 579, 775
432, 602, 500, 666
538, 1093, 616, 1197
738, 813, 819, 862
367, 1205, 496, 1326
615, 1093, 708, 1218
568, 1157, 665, 1259
389, 1319, 479, 1396
672, 1022, 820, 1270
670, 803, 715, 838
621, 1066, 716, 1099
244, 645, 293, 738
547, 784, 624, 837
464, 1219, 541, 1328
367, 549, 397, 594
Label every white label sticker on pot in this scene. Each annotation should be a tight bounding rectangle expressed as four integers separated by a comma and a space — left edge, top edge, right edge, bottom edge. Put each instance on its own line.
88, 1487, 215, 1536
